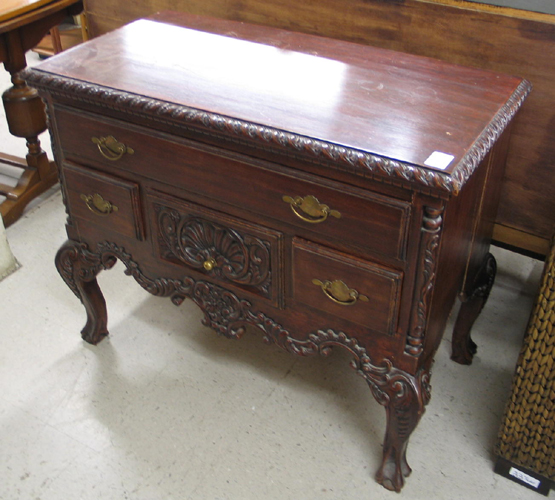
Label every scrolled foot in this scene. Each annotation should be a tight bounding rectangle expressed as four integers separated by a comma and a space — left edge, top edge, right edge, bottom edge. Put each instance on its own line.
79, 278, 109, 344
376, 443, 411, 492
451, 297, 483, 365
365, 368, 430, 492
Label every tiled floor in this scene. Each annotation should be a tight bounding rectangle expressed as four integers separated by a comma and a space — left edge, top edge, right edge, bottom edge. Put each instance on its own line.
0, 53, 550, 499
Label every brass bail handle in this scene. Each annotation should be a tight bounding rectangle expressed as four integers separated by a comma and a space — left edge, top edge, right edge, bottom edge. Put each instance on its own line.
80, 193, 118, 217
282, 194, 341, 224
92, 135, 134, 161
312, 278, 369, 306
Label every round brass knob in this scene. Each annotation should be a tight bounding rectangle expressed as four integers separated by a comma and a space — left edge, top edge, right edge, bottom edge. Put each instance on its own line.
203, 258, 217, 271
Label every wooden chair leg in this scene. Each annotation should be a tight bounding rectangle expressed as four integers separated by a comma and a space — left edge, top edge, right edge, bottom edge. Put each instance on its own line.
1, 71, 57, 226
50, 26, 63, 53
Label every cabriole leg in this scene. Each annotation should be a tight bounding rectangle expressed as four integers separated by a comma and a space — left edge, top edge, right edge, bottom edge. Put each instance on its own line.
367, 368, 430, 492
55, 240, 116, 344
451, 253, 497, 365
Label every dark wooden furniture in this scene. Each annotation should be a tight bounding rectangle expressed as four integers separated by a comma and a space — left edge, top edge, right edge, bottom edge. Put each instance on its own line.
81, 0, 555, 257
0, 0, 83, 227
494, 232, 555, 495
25, 12, 530, 492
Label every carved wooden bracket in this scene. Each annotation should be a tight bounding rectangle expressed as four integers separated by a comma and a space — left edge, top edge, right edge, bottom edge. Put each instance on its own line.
55, 238, 433, 491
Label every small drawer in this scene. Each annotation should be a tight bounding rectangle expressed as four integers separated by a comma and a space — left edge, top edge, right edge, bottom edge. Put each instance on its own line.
54, 106, 411, 261
292, 238, 402, 335
63, 162, 144, 240
148, 191, 283, 308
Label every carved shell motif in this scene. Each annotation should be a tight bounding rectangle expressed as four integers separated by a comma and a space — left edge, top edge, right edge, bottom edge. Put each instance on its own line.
157, 206, 272, 298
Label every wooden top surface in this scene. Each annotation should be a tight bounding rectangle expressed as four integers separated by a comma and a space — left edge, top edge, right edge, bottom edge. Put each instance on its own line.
0, 0, 81, 33
0, 0, 54, 22
32, 11, 528, 175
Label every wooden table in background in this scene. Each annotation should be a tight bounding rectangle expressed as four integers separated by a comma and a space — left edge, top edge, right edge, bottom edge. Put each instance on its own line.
0, 0, 83, 227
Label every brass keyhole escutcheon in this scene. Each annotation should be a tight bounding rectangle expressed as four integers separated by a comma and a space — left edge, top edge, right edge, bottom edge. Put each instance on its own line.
80, 193, 118, 217
203, 257, 217, 271
282, 195, 341, 224
312, 278, 369, 306
92, 135, 134, 161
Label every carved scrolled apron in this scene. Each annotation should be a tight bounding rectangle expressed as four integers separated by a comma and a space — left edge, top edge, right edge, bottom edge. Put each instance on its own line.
55, 238, 431, 491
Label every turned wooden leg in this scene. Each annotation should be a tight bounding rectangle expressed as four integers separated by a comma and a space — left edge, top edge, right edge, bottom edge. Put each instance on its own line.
1, 61, 58, 226
367, 368, 430, 492
55, 240, 116, 344
451, 253, 497, 365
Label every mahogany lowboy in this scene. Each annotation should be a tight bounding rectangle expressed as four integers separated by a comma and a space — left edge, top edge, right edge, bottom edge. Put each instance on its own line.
24, 12, 530, 492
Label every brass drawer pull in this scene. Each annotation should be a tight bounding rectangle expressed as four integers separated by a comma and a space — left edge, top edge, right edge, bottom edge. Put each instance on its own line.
312, 278, 369, 306
282, 194, 341, 224
80, 193, 119, 217
92, 135, 134, 161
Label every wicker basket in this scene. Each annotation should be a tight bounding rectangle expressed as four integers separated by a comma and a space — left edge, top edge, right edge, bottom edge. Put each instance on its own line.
495, 233, 555, 493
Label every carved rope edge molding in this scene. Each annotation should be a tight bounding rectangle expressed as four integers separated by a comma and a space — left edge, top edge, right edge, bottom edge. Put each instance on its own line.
450, 79, 531, 191
23, 71, 530, 196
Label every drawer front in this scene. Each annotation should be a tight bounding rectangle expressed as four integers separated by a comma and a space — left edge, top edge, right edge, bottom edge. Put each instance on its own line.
148, 192, 283, 308
292, 238, 402, 335
55, 107, 410, 261
63, 162, 144, 240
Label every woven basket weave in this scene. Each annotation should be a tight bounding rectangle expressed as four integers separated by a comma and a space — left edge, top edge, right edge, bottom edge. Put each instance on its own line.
495, 234, 555, 480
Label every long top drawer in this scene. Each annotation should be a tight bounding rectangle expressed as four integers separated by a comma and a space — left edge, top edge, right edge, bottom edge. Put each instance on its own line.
54, 107, 412, 261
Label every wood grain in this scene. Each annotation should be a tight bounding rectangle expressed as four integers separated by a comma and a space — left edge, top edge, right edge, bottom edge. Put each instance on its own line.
0, 0, 81, 33
35, 17, 525, 179
81, 0, 555, 254
0, 0, 53, 23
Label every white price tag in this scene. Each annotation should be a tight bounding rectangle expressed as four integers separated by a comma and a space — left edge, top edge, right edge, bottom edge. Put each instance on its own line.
424, 151, 455, 170
509, 467, 540, 489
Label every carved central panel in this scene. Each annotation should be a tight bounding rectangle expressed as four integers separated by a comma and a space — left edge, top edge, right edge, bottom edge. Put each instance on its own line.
154, 202, 274, 300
